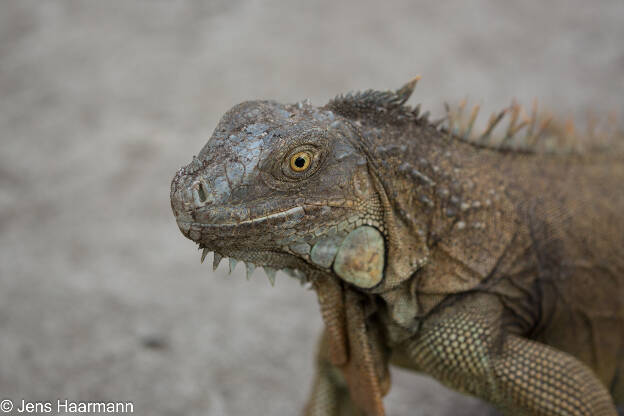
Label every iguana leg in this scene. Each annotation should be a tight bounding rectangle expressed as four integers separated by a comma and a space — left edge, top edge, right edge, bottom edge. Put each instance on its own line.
304, 331, 364, 416
403, 311, 617, 416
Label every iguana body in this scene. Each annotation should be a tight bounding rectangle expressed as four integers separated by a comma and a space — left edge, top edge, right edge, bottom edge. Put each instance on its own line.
170, 79, 624, 415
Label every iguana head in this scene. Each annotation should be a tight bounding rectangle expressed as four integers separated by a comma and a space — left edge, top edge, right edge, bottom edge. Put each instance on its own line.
171, 80, 428, 290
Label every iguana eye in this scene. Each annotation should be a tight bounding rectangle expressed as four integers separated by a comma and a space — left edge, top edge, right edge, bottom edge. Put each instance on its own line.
290, 151, 311, 172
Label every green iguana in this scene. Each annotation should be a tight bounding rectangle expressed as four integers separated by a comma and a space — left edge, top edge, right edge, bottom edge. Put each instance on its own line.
170, 78, 624, 415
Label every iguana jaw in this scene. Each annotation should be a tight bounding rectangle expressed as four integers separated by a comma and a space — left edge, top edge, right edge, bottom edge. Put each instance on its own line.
172, 201, 314, 284
173, 196, 386, 288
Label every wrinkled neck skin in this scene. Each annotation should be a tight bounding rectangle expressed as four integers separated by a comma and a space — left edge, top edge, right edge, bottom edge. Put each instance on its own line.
302, 113, 531, 347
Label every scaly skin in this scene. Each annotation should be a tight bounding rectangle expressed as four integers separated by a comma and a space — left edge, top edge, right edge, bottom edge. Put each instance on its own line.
170, 79, 624, 415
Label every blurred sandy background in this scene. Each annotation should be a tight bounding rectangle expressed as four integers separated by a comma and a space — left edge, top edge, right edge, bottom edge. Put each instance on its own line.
1, 1, 623, 415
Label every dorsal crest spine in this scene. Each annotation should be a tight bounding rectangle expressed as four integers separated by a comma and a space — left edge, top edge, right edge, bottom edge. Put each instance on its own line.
327, 76, 422, 119
328, 77, 622, 154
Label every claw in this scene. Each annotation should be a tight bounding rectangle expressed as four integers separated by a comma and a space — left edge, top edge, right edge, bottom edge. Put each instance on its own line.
213, 253, 223, 271
245, 262, 255, 280
200, 248, 209, 264
264, 267, 277, 286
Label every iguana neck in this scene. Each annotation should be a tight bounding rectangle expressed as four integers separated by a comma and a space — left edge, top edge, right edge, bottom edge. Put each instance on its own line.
352, 117, 522, 296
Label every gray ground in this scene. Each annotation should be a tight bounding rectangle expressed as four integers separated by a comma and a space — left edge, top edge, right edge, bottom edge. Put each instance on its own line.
1, 1, 623, 415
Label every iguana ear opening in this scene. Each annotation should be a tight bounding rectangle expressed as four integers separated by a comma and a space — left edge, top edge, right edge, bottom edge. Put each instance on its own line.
330, 172, 428, 292
369, 166, 429, 292
326, 77, 430, 291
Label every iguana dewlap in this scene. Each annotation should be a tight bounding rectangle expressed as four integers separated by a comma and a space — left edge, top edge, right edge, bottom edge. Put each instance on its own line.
170, 78, 624, 415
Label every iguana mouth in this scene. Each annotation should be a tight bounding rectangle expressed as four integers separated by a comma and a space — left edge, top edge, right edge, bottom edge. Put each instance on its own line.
176, 205, 305, 239
209, 206, 305, 226
174, 205, 312, 286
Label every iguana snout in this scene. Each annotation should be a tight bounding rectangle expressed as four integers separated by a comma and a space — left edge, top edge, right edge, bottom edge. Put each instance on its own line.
170, 101, 313, 245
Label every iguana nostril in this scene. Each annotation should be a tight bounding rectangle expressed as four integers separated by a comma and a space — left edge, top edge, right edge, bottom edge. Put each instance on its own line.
197, 182, 207, 203
191, 181, 210, 207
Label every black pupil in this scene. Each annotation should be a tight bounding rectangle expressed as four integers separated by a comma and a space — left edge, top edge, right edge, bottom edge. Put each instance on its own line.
294, 156, 306, 168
